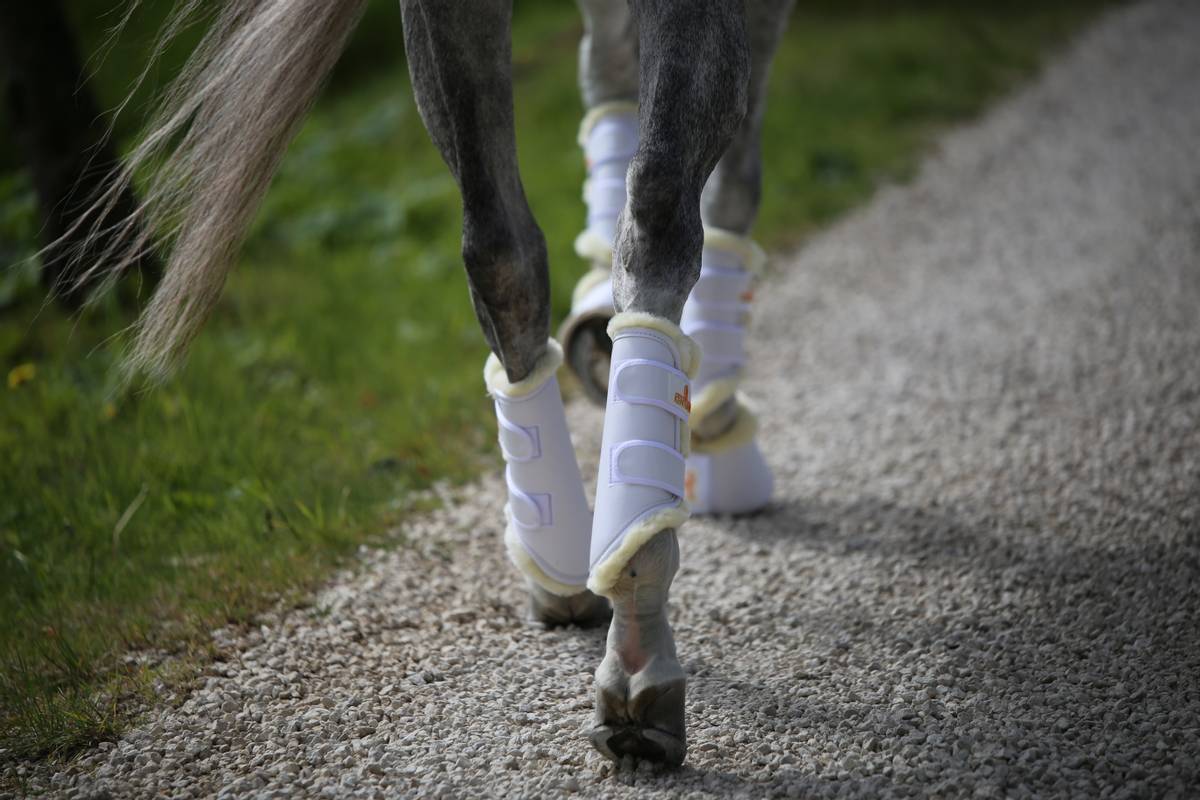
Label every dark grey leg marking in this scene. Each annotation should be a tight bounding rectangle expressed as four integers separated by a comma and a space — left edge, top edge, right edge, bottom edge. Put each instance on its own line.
400, 0, 547, 382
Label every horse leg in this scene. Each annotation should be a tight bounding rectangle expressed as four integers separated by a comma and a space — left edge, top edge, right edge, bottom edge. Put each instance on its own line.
400, 0, 608, 626
587, 0, 750, 766
683, 0, 795, 514
699, 0, 795, 238
559, 0, 641, 403
562, 0, 793, 460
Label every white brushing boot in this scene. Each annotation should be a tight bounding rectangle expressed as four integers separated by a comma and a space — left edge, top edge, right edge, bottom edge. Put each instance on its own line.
559, 103, 637, 404
484, 340, 609, 626
680, 228, 774, 515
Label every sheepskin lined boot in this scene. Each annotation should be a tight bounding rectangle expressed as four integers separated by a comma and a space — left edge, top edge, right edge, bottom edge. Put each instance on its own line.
484, 341, 609, 625
588, 313, 698, 594
679, 228, 773, 515
560, 103, 636, 405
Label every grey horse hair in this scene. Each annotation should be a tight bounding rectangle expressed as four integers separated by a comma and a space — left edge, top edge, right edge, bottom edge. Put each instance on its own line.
72, 0, 367, 381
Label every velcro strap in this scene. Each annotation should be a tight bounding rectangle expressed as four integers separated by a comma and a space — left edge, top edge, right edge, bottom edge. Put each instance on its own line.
611, 440, 685, 497
495, 406, 541, 463
506, 469, 551, 529
611, 358, 691, 420
687, 322, 745, 367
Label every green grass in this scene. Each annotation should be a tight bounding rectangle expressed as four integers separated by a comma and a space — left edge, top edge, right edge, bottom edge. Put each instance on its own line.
1, 0, 1113, 767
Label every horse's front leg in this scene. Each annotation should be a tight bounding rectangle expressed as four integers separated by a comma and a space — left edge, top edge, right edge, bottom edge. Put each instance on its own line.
587, 0, 750, 767
400, 0, 609, 626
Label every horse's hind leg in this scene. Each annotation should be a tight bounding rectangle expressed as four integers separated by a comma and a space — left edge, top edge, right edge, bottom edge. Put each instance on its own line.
400, 0, 608, 626
587, 0, 750, 767
559, 0, 641, 403
700, 0, 795, 239
684, 0, 795, 514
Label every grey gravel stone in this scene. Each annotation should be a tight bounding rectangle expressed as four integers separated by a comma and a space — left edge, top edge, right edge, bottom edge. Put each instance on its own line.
8, 1, 1200, 797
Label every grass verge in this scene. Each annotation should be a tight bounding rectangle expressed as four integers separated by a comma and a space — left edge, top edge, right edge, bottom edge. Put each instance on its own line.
1, 0, 1113, 768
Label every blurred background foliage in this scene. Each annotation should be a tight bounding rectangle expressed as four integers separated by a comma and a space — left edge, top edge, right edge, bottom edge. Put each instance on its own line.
0, 0, 1113, 765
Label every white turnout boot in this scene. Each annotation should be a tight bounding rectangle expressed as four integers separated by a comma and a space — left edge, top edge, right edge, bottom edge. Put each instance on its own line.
680, 228, 774, 515
588, 313, 698, 594
575, 101, 637, 265
685, 399, 773, 515
484, 341, 609, 625
559, 103, 637, 404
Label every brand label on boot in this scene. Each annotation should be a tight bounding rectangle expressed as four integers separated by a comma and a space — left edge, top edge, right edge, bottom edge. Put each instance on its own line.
674, 385, 691, 414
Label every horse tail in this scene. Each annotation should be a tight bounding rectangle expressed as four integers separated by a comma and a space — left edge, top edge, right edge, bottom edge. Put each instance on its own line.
72, 0, 368, 380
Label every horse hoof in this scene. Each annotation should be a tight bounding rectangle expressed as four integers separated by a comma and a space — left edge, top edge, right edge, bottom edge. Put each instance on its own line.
563, 315, 612, 407
590, 654, 687, 766
526, 580, 611, 628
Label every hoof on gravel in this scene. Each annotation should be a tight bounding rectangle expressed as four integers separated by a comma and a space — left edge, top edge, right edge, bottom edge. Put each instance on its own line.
590, 654, 687, 766
526, 581, 611, 628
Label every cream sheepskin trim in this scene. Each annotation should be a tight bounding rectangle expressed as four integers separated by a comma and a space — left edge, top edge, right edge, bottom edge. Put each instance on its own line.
573, 229, 614, 268
691, 399, 759, 455
688, 373, 743, 430
587, 504, 690, 596
570, 265, 612, 307
704, 227, 768, 276
577, 101, 639, 147
607, 312, 701, 379
484, 339, 564, 399
504, 522, 587, 597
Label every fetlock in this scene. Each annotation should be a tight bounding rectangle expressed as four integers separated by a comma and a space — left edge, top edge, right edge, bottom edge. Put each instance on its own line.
591, 529, 688, 766
605, 528, 679, 626
602, 530, 682, 685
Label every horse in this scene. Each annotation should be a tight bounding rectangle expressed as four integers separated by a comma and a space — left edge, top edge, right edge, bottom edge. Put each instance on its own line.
76, 0, 795, 767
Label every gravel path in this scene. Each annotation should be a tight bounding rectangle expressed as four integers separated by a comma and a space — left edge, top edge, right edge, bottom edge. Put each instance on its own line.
15, 1, 1200, 797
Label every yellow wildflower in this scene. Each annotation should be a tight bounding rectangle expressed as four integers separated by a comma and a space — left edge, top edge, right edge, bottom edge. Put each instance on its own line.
7, 363, 35, 389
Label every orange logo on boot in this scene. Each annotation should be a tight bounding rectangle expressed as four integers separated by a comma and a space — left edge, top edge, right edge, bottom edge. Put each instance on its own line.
674, 385, 691, 413
684, 469, 697, 502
